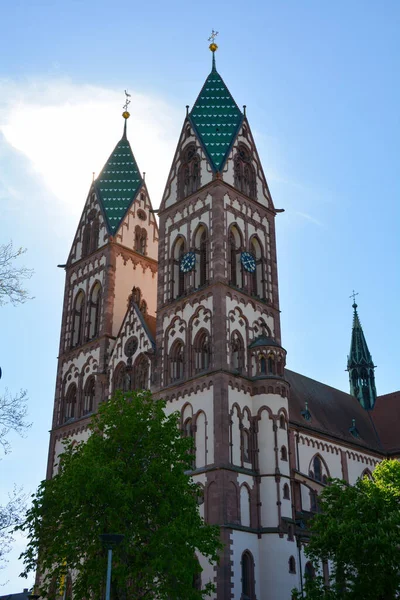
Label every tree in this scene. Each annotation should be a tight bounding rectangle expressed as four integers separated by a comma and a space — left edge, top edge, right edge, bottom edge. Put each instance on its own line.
0, 241, 33, 306
293, 460, 400, 600
18, 390, 222, 599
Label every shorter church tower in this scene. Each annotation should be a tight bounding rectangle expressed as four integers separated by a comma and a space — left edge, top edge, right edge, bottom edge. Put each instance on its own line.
347, 300, 377, 409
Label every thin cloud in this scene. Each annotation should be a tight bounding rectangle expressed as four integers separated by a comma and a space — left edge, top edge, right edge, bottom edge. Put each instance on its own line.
0, 78, 182, 214
294, 211, 323, 226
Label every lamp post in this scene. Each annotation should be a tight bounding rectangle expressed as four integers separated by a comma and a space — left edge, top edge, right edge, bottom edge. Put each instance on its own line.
99, 533, 124, 600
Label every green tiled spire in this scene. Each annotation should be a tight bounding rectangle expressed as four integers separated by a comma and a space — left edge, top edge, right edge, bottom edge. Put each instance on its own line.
95, 126, 143, 234
189, 53, 243, 172
347, 301, 377, 410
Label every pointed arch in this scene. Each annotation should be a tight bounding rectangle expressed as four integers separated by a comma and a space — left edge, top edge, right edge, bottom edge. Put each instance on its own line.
283, 483, 290, 499
234, 144, 256, 199
169, 339, 185, 383
231, 330, 245, 373
241, 550, 255, 600
83, 376, 95, 415
193, 223, 209, 288
133, 354, 149, 390
82, 224, 91, 257
90, 217, 99, 253
193, 329, 210, 374
309, 454, 330, 483
249, 235, 264, 298
88, 282, 102, 340
240, 484, 251, 527
228, 224, 243, 288
178, 143, 201, 199
71, 290, 85, 348
64, 383, 77, 422
171, 236, 186, 299
289, 556, 296, 574
113, 361, 131, 392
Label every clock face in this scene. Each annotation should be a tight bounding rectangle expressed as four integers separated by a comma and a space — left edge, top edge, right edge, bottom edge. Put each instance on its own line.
241, 251, 256, 273
180, 251, 196, 273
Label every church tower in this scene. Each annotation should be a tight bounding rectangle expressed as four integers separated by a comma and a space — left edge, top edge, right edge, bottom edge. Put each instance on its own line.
46, 110, 158, 478
155, 42, 293, 600
347, 300, 377, 409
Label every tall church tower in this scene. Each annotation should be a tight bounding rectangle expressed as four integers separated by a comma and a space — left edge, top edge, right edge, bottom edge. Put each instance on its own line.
155, 43, 293, 599
347, 300, 377, 409
47, 111, 158, 478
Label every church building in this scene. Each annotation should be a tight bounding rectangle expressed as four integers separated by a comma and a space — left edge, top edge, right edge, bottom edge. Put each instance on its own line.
46, 42, 400, 600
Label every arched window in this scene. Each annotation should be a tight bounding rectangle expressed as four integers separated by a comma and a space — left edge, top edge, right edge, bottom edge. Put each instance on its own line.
71, 291, 85, 348
193, 330, 210, 373
268, 353, 276, 375
362, 469, 373, 480
82, 210, 99, 257
114, 363, 131, 392
64, 383, 77, 422
139, 228, 147, 255
134, 354, 149, 390
140, 299, 147, 315
169, 340, 184, 383
183, 416, 195, 468
90, 218, 99, 253
83, 376, 95, 415
289, 556, 296, 574
82, 224, 91, 257
231, 332, 244, 372
249, 237, 263, 298
279, 414, 286, 430
283, 483, 290, 499
178, 144, 200, 199
241, 551, 255, 600
234, 144, 256, 199
193, 225, 208, 288
171, 237, 186, 299
281, 446, 288, 461
229, 225, 243, 288
260, 355, 267, 375
88, 282, 101, 340
313, 456, 322, 482
242, 429, 250, 463
305, 561, 316, 580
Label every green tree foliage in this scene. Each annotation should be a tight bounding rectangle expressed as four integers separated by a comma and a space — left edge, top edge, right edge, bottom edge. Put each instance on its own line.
18, 391, 222, 599
293, 460, 400, 600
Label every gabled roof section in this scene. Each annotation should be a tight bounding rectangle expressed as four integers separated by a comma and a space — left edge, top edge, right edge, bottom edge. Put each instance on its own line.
347, 303, 374, 369
189, 58, 243, 172
94, 127, 143, 235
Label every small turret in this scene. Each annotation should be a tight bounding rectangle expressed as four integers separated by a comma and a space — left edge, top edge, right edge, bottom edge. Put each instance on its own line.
347, 298, 377, 409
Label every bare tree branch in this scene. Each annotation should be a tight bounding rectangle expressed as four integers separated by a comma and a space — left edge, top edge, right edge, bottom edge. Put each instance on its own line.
0, 241, 34, 306
0, 389, 31, 456
0, 487, 28, 568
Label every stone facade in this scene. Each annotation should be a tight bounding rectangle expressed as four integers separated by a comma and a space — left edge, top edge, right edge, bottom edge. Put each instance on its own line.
46, 57, 399, 600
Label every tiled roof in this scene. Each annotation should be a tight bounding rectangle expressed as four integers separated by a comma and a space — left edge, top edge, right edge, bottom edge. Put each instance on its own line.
95, 135, 143, 234
285, 369, 383, 452
249, 336, 283, 349
371, 391, 400, 452
189, 66, 243, 172
348, 305, 374, 368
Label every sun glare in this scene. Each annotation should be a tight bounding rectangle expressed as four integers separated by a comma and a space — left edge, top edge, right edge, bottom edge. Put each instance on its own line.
0, 80, 180, 215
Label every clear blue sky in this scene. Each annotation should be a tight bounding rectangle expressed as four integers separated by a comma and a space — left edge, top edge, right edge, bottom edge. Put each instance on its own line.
1, 0, 399, 592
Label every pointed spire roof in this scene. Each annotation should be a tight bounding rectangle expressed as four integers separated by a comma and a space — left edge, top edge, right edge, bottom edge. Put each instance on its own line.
348, 303, 374, 369
189, 48, 243, 172
94, 118, 143, 235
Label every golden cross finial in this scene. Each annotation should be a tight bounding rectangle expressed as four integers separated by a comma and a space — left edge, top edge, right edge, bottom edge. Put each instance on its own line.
122, 90, 131, 119
208, 29, 219, 53
350, 290, 359, 306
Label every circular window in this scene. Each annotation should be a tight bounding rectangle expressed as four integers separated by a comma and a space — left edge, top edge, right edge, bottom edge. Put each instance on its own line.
137, 210, 146, 221
124, 337, 138, 358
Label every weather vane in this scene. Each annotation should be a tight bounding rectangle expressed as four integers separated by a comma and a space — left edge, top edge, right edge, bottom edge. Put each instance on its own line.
349, 290, 359, 305
208, 29, 219, 44
123, 90, 131, 112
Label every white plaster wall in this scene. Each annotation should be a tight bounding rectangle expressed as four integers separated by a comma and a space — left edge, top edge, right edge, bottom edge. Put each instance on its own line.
52, 428, 90, 476
231, 530, 260, 600
163, 387, 215, 465
226, 296, 275, 339
296, 436, 344, 479
115, 185, 158, 261
347, 453, 379, 484
257, 534, 303, 599
259, 478, 279, 527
